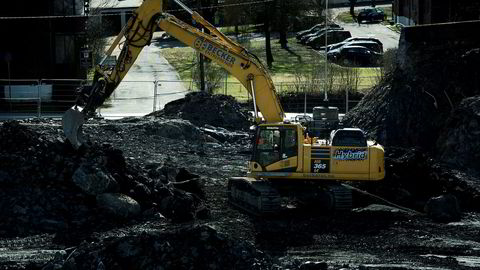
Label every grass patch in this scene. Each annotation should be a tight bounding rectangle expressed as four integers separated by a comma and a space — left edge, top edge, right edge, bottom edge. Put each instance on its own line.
160, 35, 381, 101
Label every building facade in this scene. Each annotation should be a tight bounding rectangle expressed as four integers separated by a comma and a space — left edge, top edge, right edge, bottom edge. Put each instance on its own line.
393, 0, 480, 26
0, 0, 89, 80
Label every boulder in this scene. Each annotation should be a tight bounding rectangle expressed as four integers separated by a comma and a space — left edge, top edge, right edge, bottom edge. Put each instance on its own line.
424, 194, 461, 223
72, 164, 118, 195
96, 193, 141, 219
299, 261, 328, 270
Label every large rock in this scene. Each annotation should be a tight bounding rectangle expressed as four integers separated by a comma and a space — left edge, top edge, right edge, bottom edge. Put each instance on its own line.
72, 163, 118, 195
96, 193, 141, 219
424, 194, 461, 223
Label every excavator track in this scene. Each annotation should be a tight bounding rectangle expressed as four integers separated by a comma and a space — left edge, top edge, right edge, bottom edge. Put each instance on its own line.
328, 184, 353, 211
227, 177, 281, 216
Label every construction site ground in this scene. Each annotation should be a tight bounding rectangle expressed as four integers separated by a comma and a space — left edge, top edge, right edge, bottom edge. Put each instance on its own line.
0, 114, 479, 270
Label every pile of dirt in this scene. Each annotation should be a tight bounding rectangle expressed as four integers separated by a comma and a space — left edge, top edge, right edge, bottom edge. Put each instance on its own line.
437, 96, 480, 174
0, 121, 209, 237
357, 147, 480, 215
149, 92, 251, 131
345, 48, 480, 148
344, 31, 480, 173
44, 225, 272, 270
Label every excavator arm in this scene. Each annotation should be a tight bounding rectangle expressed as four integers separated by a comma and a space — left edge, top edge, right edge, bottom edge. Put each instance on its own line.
63, 0, 284, 148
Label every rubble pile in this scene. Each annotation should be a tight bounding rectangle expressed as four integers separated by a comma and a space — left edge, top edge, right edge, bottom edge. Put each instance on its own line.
149, 92, 251, 131
0, 121, 209, 237
437, 96, 480, 173
358, 147, 480, 219
344, 48, 480, 167
46, 225, 271, 270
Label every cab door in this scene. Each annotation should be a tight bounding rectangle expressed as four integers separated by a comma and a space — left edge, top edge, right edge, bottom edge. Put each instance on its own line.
253, 126, 298, 172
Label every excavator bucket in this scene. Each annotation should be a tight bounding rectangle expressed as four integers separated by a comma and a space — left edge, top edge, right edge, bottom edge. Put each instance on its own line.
62, 107, 86, 149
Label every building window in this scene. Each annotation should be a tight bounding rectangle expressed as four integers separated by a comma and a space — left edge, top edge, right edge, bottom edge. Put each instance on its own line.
54, 0, 84, 15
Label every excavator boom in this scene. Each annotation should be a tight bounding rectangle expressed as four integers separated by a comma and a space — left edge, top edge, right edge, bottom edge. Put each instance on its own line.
62, 0, 284, 148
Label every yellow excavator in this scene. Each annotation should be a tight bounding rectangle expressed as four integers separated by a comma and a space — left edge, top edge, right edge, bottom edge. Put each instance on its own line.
62, 0, 385, 215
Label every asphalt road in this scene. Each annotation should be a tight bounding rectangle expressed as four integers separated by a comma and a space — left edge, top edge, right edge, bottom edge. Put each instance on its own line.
332, 5, 401, 50
98, 32, 187, 118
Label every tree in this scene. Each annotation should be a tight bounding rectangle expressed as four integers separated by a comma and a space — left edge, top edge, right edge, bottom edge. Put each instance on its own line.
349, 0, 357, 17
264, 1, 273, 67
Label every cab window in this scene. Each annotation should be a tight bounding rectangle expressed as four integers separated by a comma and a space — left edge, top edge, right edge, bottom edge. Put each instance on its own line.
256, 129, 281, 166
283, 128, 297, 158
255, 127, 297, 167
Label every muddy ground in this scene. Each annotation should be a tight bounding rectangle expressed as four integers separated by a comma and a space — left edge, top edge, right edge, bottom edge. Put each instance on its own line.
0, 116, 479, 270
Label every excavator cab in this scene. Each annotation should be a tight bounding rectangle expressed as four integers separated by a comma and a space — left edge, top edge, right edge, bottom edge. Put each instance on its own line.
250, 124, 300, 173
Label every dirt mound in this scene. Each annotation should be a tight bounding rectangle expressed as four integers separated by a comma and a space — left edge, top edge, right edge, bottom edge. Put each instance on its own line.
0, 121, 209, 237
345, 48, 480, 151
149, 92, 251, 131
46, 225, 271, 270
437, 96, 480, 173
357, 147, 480, 212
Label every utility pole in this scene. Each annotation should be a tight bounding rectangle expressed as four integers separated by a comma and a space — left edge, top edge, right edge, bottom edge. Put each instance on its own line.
197, 1, 206, 92
199, 33, 206, 92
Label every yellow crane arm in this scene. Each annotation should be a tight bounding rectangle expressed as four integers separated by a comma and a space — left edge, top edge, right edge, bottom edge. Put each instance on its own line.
96, 0, 284, 123
63, 0, 285, 148
157, 14, 284, 123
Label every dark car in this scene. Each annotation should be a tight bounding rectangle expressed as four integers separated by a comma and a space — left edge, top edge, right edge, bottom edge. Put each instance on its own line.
327, 45, 383, 67
296, 23, 340, 40
321, 38, 383, 53
335, 40, 383, 53
307, 30, 352, 49
300, 25, 343, 44
357, 8, 385, 23
296, 24, 323, 40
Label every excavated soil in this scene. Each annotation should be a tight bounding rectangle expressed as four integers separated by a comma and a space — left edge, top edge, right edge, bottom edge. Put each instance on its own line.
1, 116, 479, 270
2, 43, 480, 269
344, 47, 480, 175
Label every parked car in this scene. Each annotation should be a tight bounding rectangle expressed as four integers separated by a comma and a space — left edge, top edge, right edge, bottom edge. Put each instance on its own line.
299, 25, 343, 44
296, 24, 323, 40
321, 37, 383, 51
307, 30, 352, 49
326, 40, 383, 54
327, 45, 383, 67
357, 8, 385, 23
296, 23, 340, 40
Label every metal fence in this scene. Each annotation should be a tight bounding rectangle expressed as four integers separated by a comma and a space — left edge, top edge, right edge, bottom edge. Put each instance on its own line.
0, 78, 369, 120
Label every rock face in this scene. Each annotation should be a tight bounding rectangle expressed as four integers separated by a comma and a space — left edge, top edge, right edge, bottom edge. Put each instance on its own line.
149, 92, 251, 131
